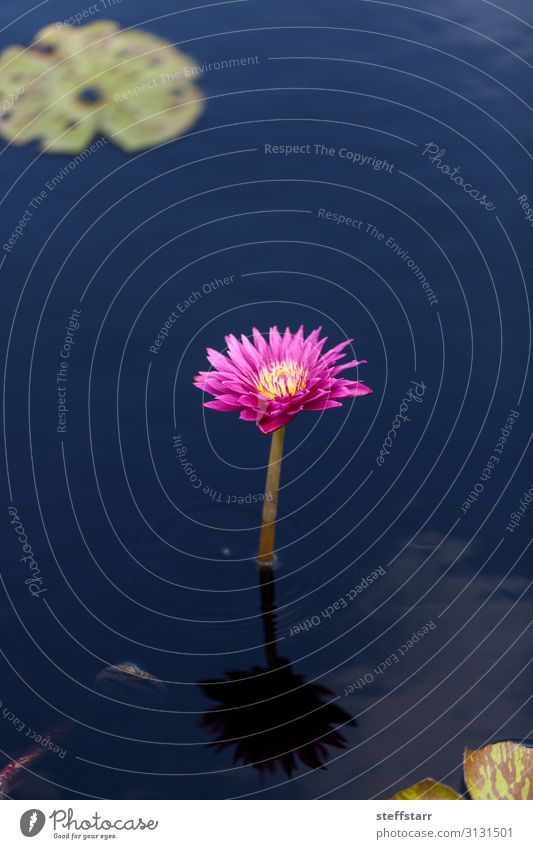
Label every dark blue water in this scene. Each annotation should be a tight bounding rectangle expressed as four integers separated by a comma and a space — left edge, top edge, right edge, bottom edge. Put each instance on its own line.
1, 0, 532, 799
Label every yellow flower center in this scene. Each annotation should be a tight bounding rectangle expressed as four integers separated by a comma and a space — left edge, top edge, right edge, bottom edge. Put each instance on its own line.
255, 360, 308, 400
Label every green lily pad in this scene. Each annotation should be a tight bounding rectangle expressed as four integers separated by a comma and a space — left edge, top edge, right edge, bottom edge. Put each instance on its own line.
0, 20, 203, 153
392, 779, 461, 800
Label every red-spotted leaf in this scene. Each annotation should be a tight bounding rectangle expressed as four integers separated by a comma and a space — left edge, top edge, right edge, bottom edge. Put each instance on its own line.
464, 742, 533, 800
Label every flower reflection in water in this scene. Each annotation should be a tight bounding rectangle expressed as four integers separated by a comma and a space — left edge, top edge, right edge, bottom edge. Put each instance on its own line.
199, 565, 356, 777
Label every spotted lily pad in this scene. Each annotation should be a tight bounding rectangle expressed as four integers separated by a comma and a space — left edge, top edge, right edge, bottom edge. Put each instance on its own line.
0, 21, 203, 153
464, 742, 533, 800
392, 779, 461, 800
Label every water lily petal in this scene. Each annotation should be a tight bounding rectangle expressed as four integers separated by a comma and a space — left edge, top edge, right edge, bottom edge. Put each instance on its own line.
257, 412, 296, 434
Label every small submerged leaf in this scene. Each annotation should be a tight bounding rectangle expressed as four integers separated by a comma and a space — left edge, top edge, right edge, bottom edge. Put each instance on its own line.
0, 20, 203, 153
464, 742, 533, 800
94, 662, 168, 707
392, 778, 461, 800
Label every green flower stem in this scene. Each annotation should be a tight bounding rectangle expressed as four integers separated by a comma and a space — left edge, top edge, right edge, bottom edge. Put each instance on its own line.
256, 425, 285, 566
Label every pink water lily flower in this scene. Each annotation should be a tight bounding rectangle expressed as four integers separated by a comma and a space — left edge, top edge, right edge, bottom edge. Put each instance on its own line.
194, 326, 372, 434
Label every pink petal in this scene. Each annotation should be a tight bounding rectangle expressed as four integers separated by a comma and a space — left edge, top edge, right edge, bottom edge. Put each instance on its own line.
329, 359, 367, 376
252, 327, 269, 356
204, 399, 242, 411
329, 381, 373, 398
240, 333, 262, 366
206, 347, 233, 371
257, 412, 297, 433
225, 335, 254, 372
269, 325, 283, 359
303, 399, 343, 410
320, 339, 353, 365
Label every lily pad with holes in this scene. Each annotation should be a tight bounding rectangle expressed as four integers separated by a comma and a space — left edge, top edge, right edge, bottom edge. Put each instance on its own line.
0, 20, 204, 153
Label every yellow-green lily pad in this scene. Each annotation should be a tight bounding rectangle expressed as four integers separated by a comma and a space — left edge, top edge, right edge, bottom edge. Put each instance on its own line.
0, 20, 203, 153
392, 778, 461, 800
